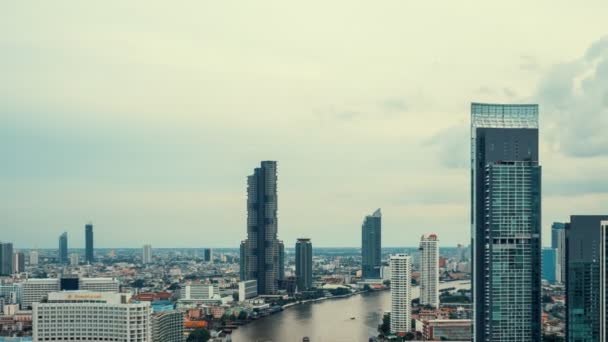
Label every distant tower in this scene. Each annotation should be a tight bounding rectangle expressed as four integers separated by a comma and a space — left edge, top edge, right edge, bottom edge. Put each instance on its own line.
0, 242, 14, 276
142, 245, 152, 264
203, 248, 212, 262
295, 238, 313, 291
58, 232, 68, 264
551, 222, 566, 284
29, 250, 39, 266
85, 223, 94, 263
13, 252, 25, 274
419, 234, 439, 308
362, 209, 382, 279
390, 254, 412, 335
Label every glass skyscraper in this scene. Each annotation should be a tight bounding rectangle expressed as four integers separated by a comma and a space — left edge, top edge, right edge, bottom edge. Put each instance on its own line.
362, 209, 382, 279
552, 222, 566, 284
565, 215, 608, 341
542, 247, 557, 284
0, 242, 14, 276
85, 223, 94, 263
471, 103, 541, 341
59, 232, 68, 264
240, 161, 284, 295
295, 238, 313, 291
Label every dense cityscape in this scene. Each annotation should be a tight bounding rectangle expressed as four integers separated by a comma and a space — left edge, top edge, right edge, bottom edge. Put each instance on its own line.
4, 103, 602, 341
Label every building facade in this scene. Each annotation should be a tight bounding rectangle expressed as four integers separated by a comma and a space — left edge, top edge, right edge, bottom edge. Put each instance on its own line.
0, 242, 14, 276
59, 232, 68, 264
419, 234, 439, 308
203, 248, 212, 262
143, 244, 152, 264
30, 250, 39, 266
471, 103, 542, 341
238, 280, 258, 302
85, 223, 94, 263
390, 254, 411, 335
13, 252, 25, 274
362, 209, 382, 279
33, 291, 151, 342
552, 222, 566, 284
542, 248, 557, 284
151, 310, 184, 342
422, 319, 472, 341
240, 161, 284, 295
566, 215, 608, 341
22, 279, 60, 309
295, 238, 313, 291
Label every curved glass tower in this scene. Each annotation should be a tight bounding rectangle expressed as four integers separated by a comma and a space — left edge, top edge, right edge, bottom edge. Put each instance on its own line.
471, 103, 542, 341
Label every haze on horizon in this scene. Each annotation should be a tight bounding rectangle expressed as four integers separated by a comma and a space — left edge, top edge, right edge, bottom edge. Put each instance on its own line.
2, 1, 608, 249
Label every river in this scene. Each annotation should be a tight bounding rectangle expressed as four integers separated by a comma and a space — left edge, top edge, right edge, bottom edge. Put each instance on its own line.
231, 280, 470, 342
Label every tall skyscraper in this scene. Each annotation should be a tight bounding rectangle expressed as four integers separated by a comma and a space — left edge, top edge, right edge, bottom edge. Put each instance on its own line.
601, 220, 608, 342
390, 254, 412, 336
471, 103, 541, 341
142, 244, 152, 264
240, 161, 283, 295
203, 248, 212, 262
13, 252, 25, 274
29, 250, 39, 266
565, 215, 608, 341
295, 238, 313, 291
85, 223, 94, 263
58, 232, 68, 264
542, 247, 557, 284
552, 222, 566, 284
0, 242, 14, 276
362, 209, 382, 279
419, 234, 439, 308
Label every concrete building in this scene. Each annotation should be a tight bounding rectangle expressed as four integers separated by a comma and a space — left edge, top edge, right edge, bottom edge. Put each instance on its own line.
22, 279, 60, 309
33, 291, 151, 342
240, 161, 284, 295
362, 209, 382, 279
143, 244, 153, 264
0, 242, 14, 276
390, 254, 412, 335
565, 215, 608, 341
551, 222, 566, 284
22, 277, 119, 309
295, 238, 313, 291
0, 283, 22, 306
85, 222, 94, 263
419, 234, 439, 308
79, 277, 120, 293
151, 310, 184, 342
13, 252, 25, 274
471, 103, 541, 341
180, 283, 219, 300
29, 250, 39, 266
422, 319, 472, 341
70, 253, 79, 266
203, 248, 212, 262
238, 280, 258, 302
58, 232, 68, 264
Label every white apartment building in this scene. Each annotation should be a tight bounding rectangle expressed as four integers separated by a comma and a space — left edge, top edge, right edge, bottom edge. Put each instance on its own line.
419, 234, 439, 308
390, 254, 412, 335
180, 283, 219, 300
69, 253, 79, 266
22, 279, 60, 309
29, 251, 39, 266
238, 280, 258, 302
33, 291, 151, 342
79, 277, 120, 293
142, 245, 153, 264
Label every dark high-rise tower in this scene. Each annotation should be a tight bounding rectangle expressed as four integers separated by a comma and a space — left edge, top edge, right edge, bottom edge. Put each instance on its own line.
203, 248, 212, 262
295, 238, 313, 291
85, 223, 94, 263
471, 103, 541, 341
0, 242, 14, 276
58, 232, 68, 264
565, 215, 608, 341
362, 209, 381, 279
552, 222, 566, 284
240, 161, 283, 295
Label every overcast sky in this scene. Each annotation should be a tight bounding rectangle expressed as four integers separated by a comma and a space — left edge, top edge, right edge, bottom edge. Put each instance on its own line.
2, 1, 608, 248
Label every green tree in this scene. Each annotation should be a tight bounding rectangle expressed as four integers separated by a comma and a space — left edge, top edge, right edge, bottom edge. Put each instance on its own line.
187, 328, 211, 342
238, 310, 248, 320
363, 284, 371, 291
378, 313, 390, 336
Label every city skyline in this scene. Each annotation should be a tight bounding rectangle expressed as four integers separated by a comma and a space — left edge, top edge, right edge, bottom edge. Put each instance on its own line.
2, 3, 608, 250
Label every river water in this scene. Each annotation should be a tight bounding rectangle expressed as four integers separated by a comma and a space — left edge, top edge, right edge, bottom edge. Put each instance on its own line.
231, 281, 470, 342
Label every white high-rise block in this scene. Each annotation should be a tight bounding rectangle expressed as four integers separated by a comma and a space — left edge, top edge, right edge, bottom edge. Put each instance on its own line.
390, 254, 412, 335
419, 234, 439, 308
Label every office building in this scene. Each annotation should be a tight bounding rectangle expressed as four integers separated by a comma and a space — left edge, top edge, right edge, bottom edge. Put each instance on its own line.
471, 103, 541, 341
0, 242, 14, 276
238, 280, 258, 302
85, 222, 94, 263
362, 209, 382, 279
180, 283, 219, 300
70, 253, 79, 266
295, 238, 313, 291
22, 278, 60, 309
151, 310, 183, 342
552, 222, 566, 284
203, 248, 212, 262
33, 291, 151, 342
239, 241, 246, 280
542, 248, 557, 283
422, 320, 472, 341
22, 277, 119, 309
240, 161, 284, 295
390, 254, 412, 335
0, 283, 22, 306
601, 220, 608, 342
13, 252, 25, 274
419, 234, 439, 308
79, 277, 120, 293
279, 241, 285, 282
29, 250, 39, 266
565, 215, 608, 341
143, 244, 153, 264
58, 232, 68, 264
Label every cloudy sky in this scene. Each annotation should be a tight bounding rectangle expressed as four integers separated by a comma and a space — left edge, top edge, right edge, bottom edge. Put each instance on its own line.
2, 1, 608, 248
